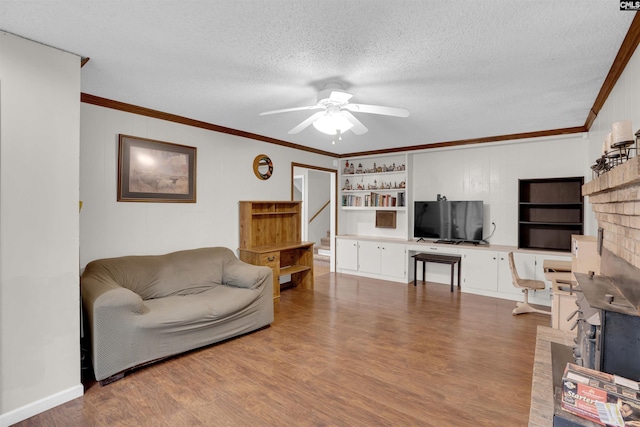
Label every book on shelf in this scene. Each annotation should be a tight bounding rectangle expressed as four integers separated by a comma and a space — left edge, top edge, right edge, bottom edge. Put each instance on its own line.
342, 191, 405, 208
342, 194, 362, 207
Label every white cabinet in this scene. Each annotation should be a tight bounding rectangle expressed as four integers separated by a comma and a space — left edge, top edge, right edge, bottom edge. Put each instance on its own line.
460, 250, 511, 293
358, 240, 406, 279
336, 238, 358, 272
460, 250, 501, 292
459, 249, 565, 306
494, 252, 568, 306
336, 237, 407, 282
337, 236, 569, 302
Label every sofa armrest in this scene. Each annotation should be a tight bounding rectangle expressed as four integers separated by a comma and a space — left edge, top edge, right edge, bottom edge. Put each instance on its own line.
222, 258, 273, 290
81, 275, 145, 315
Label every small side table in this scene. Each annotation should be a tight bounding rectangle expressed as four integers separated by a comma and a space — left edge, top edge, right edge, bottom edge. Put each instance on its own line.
412, 253, 462, 292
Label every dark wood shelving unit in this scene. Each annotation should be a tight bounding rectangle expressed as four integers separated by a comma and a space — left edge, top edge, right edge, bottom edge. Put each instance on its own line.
518, 177, 584, 252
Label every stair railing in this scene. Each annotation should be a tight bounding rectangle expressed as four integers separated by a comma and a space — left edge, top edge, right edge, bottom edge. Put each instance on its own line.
309, 200, 330, 224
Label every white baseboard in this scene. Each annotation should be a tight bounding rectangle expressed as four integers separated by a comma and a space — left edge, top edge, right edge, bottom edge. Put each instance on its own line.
0, 384, 83, 427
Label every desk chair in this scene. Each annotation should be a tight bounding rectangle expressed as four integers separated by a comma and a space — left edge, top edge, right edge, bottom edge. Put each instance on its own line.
508, 252, 551, 316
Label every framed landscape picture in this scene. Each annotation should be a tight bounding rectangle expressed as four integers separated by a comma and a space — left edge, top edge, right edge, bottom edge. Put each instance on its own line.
117, 134, 197, 202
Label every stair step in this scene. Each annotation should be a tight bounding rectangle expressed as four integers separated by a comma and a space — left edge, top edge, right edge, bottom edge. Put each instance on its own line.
317, 248, 330, 256
314, 253, 330, 264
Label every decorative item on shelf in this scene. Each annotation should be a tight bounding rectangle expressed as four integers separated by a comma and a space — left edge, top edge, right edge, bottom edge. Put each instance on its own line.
344, 179, 351, 190
344, 160, 352, 175
356, 163, 363, 173
591, 121, 637, 178
605, 131, 625, 166
611, 120, 634, 150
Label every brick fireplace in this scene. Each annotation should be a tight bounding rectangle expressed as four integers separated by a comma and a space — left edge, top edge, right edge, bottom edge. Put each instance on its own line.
583, 155, 640, 271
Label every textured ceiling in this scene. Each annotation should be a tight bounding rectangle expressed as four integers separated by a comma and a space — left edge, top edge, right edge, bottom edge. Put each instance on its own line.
0, 1, 635, 155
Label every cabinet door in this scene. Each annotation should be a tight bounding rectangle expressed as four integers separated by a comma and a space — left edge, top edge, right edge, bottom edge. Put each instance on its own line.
379, 243, 406, 279
358, 240, 382, 274
336, 239, 358, 271
461, 250, 498, 291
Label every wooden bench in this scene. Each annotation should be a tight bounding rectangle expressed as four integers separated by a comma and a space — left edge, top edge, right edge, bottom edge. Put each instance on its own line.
412, 253, 462, 292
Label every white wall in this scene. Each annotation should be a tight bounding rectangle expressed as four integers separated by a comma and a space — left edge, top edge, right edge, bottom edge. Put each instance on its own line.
0, 33, 82, 425
587, 44, 640, 198
79, 104, 336, 267
411, 135, 591, 246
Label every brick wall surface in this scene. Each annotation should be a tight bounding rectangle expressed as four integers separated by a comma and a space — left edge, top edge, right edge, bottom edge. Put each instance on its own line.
583, 156, 640, 269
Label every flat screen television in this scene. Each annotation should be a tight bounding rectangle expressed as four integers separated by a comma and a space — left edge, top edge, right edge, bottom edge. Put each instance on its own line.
414, 200, 484, 243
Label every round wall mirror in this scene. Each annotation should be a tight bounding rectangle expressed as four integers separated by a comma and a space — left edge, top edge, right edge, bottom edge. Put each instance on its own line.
253, 154, 273, 180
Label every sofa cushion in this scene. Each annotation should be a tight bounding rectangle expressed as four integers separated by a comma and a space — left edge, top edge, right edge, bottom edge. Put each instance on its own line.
138, 285, 260, 328
89, 247, 237, 300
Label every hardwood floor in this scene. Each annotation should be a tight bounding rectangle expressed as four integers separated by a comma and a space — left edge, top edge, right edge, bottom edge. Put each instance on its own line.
16, 270, 549, 426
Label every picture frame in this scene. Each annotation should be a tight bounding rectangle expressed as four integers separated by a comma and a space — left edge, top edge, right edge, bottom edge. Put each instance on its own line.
117, 134, 196, 202
375, 210, 397, 228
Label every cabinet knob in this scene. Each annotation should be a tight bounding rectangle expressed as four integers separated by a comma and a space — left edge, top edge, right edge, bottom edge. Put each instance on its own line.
267, 256, 275, 262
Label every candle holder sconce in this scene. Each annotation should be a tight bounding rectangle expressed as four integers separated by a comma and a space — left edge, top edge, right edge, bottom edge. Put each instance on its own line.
590, 123, 638, 179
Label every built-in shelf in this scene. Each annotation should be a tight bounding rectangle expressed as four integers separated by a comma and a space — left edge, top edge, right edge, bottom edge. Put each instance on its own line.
342, 206, 407, 211
518, 177, 584, 252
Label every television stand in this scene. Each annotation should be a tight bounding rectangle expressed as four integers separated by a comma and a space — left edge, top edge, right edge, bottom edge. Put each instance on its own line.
434, 239, 456, 244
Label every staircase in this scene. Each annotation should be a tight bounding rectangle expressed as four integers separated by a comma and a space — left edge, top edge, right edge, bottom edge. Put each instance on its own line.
314, 231, 331, 266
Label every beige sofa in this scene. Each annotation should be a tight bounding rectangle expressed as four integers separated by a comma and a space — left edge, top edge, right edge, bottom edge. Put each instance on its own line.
81, 247, 273, 384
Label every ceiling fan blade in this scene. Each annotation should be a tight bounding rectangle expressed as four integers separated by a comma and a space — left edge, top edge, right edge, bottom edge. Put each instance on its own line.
343, 103, 410, 117
288, 111, 326, 134
259, 105, 322, 116
341, 111, 368, 135
328, 90, 353, 103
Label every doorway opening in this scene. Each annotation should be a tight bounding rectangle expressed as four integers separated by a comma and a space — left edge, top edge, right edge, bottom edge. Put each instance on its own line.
291, 163, 337, 273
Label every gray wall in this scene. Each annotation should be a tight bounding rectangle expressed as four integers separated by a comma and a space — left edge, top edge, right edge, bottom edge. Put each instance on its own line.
0, 33, 82, 424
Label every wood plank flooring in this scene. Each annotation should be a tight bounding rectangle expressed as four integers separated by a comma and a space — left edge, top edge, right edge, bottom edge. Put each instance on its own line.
16, 269, 549, 426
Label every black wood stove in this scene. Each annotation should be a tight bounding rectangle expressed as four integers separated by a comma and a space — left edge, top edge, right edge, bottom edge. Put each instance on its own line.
571, 248, 640, 381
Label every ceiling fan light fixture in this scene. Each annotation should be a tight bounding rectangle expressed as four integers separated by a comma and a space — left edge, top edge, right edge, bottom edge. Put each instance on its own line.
312, 111, 353, 135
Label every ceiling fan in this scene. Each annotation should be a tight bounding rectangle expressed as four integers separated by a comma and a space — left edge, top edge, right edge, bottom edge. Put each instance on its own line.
259, 84, 409, 139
